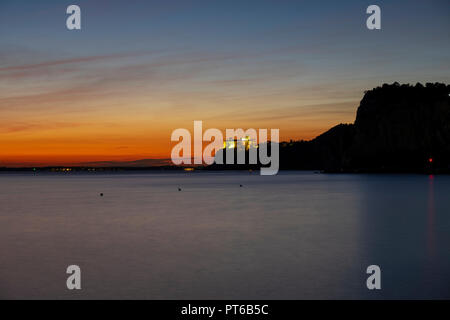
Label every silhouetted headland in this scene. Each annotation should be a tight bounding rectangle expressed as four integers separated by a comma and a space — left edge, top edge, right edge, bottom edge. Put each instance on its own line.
210, 82, 450, 173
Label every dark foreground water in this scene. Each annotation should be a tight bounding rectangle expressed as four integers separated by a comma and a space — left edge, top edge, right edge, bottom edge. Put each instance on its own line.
0, 171, 449, 299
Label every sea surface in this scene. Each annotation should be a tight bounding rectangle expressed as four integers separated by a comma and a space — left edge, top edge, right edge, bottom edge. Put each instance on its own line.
0, 171, 449, 299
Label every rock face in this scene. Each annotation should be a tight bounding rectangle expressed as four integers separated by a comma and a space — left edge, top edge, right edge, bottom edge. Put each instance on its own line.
280, 82, 450, 172
348, 83, 450, 171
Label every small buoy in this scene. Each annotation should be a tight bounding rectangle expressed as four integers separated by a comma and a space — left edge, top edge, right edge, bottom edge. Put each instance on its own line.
100, 193, 103, 197
239, 184, 243, 187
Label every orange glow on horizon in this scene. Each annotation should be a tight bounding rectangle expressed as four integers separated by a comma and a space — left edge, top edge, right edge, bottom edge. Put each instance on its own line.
0, 127, 327, 167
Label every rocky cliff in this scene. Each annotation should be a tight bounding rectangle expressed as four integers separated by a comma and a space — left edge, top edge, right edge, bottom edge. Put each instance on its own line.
280, 82, 450, 172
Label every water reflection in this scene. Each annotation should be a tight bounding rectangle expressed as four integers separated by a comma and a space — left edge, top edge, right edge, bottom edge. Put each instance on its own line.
427, 175, 435, 259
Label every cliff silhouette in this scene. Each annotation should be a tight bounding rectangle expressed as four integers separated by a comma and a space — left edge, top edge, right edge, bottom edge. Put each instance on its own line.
212, 82, 450, 173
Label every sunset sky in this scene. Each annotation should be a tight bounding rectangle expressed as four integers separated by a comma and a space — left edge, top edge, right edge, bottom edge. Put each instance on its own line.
1, 0, 449, 166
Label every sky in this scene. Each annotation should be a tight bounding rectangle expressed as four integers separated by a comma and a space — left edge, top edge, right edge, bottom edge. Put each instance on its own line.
1, 0, 449, 166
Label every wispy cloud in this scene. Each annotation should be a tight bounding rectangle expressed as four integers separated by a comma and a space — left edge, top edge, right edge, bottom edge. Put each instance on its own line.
0, 53, 139, 72
0, 121, 119, 134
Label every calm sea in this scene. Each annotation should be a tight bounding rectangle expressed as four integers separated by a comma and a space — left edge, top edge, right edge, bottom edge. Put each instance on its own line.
0, 171, 449, 299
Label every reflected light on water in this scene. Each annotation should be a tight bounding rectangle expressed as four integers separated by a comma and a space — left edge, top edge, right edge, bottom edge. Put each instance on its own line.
427, 175, 435, 259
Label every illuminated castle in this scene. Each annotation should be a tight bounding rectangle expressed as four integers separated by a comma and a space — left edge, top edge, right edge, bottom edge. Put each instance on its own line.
223, 136, 258, 151
212, 136, 261, 167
